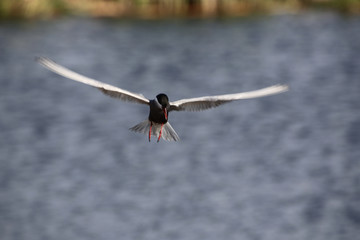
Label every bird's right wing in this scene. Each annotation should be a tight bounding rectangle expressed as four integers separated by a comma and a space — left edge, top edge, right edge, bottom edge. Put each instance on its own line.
37, 57, 150, 105
169, 84, 288, 111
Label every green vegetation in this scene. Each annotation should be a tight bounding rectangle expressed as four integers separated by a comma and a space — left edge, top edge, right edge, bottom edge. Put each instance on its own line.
0, 0, 359, 20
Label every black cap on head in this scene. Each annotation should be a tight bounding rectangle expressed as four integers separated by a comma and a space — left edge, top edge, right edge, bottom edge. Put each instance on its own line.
156, 93, 169, 108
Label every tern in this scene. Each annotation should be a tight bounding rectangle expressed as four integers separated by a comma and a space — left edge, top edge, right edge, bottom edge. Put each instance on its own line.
37, 57, 288, 142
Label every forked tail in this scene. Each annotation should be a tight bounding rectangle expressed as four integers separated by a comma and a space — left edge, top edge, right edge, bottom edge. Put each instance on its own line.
129, 120, 180, 142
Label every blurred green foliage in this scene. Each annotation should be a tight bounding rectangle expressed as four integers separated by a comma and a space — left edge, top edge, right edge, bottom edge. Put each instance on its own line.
0, 0, 359, 20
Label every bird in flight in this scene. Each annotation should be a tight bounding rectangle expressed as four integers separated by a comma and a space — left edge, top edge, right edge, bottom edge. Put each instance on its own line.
37, 57, 288, 142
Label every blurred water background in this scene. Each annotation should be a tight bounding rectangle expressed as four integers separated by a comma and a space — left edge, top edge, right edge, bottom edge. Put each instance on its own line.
1, 7, 360, 240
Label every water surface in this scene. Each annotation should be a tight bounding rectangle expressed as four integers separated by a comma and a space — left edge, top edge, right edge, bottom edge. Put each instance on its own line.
0, 13, 360, 240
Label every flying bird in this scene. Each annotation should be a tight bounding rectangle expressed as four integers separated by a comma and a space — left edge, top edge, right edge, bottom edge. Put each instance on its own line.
36, 57, 288, 142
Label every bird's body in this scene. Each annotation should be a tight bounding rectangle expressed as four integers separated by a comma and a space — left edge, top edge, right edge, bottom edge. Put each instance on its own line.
37, 57, 288, 142
149, 96, 168, 124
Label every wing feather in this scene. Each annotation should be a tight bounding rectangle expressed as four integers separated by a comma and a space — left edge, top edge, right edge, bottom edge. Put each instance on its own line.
169, 84, 288, 111
36, 57, 149, 105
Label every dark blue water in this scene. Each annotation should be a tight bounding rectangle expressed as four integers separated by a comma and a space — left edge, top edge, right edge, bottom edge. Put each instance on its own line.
1, 13, 360, 240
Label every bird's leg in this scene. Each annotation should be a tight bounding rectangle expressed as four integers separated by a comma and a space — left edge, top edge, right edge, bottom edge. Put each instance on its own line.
149, 122, 153, 142
157, 123, 164, 142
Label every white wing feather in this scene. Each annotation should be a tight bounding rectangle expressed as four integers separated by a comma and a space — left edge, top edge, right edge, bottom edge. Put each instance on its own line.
169, 84, 288, 111
37, 57, 149, 105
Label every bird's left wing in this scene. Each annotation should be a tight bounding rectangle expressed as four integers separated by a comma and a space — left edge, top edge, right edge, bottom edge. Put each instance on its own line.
37, 57, 150, 105
169, 84, 288, 111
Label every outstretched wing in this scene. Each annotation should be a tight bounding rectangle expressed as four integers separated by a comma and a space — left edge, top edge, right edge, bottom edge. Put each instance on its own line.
37, 57, 150, 105
169, 84, 288, 111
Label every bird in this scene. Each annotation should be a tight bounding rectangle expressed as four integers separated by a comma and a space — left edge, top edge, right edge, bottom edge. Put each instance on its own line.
36, 57, 288, 142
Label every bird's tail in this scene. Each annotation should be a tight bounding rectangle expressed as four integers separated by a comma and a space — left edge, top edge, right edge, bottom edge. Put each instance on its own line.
129, 120, 180, 142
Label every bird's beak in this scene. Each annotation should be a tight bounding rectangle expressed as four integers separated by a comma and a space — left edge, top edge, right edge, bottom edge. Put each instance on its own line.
163, 108, 168, 120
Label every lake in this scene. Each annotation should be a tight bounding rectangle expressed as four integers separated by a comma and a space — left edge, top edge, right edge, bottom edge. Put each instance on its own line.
0, 12, 360, 240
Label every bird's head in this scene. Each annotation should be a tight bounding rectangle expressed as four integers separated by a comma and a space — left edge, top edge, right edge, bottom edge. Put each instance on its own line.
156, 93, 169, 108
156, 93, 169, 120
